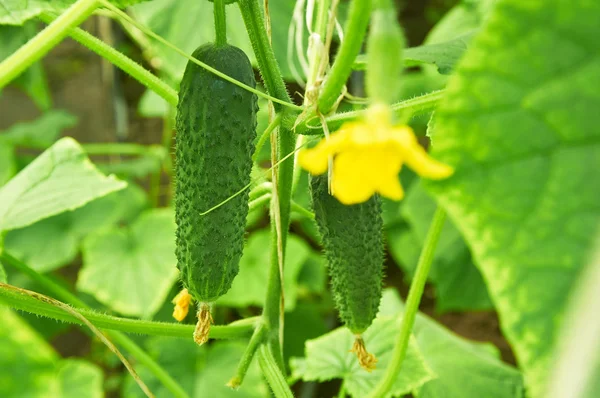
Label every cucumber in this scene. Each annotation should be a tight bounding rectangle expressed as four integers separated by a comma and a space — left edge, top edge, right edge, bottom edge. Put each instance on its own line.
310, 174, 384, 370
175, 43, 258, 307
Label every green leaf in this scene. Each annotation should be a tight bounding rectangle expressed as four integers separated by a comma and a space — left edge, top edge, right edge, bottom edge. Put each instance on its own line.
0, 263, 6, 283
96, 147, 165, 179
0, 0, 151, 25
0, 110, 76, 186
218, 230, 311, 311
4, 184, 147, 272
0, 142, 16, 186
0, 23, 52, 108
0, 308, 103, 397
283, 302, 328, 363
0, 137, 126, 232
1, 110, 76, 147
56, 360, 103, 398
122, 338, 269, 398
353, 31, 476, 75
378, 290, 524, 398
389, 181, 492, 312
425, 0, 600, 394
290, 317, 435, 398
296, 253, 326, 295
78, 208, 177, 318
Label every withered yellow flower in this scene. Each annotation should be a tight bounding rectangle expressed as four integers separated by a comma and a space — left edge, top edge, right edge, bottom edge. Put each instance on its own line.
299, 104, 453, 205
172, 288, 191, 322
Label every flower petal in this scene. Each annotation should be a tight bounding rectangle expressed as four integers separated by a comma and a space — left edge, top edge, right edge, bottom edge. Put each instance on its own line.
299, 129, 354, 175
390, 127, 454, 179
331, 150, 376, 205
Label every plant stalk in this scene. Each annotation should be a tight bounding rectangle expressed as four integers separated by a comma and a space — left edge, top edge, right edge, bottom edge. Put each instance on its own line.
257, 344, 295, 398
296, 90, 444, 135
37, 12, 178, 107
237, 0, 292, 111
317, 0, 372, 114
214, 0, 228, 46
369, 207, 446, 398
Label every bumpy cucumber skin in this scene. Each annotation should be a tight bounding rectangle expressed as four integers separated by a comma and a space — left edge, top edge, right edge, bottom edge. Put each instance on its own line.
311, 175, 384, 334
175, 43, 258, 303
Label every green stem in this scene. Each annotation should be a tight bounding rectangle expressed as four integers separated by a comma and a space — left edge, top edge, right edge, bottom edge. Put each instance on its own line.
82, 143, 165, 156
297, 90, 444, 135
0, 252, 255, 398
37, 12, 178, 107
214, 0, 227, 46
100, 0, 300, 111
304, 0, 331, 101
248, 193, 271, 213
237, 0, 292, 111
228, 323, 267, 388
317, 0, 372, 114
0, 284, 255, 339
337, 380, 347, 398
0, 254, 257, 341
249, 182, 272, 201
257, 344, 295, 398
253, 113, 282, 162
291, 201, 314, 220
263, 112, 297, 369
0, 0, 99, 89
369, 207, 446, 398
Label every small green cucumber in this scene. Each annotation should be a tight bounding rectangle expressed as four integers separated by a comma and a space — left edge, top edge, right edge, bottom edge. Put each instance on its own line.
175, 43, 258, 304
310, 174, 384, 335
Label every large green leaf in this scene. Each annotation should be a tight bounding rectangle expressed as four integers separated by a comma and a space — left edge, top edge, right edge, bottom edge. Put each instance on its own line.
0, 308, 103, 397
0, 142, 15, 186
0, 23, 52, 108
425, 0, 600, 395
122, 338, 268, 398
0, 110, 75, 186
388, 181, 492, 312
0, 137, 126, 232
217, 230, 312, 311
4, 184, 147, 272
78, 208, 177, 318
378, 290, 524, 398
353, 31, 477, 75
0, 0, 151, 25
1, 110, 76, 147
290, 316, 435, 398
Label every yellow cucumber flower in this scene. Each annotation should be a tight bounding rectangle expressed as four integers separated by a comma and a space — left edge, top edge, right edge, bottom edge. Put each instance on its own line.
298, 104, 453, 205
172, 288, 191, 322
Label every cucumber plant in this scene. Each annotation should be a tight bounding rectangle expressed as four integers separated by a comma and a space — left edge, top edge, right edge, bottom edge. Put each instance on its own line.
0, 0, 597, 397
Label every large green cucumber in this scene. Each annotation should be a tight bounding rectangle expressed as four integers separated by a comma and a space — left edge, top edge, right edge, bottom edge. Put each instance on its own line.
175, 43, 258, 303
310, 174, 384, 334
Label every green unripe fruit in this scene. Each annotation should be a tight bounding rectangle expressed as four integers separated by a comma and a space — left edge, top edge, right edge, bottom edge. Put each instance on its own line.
175, 43, 258, 303
310, 174, 384, 334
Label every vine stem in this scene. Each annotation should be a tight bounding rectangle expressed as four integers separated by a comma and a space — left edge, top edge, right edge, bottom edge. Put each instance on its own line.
257, 344, 295, 398
369, 207, 447, 398
296, 90, 444, 135
0, 252, 250, 398
317, 0, 371, 114
0, 0, 99, 89
214, 0, 227, 46
237, 0, 293, 110
37, 12, 178, 107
